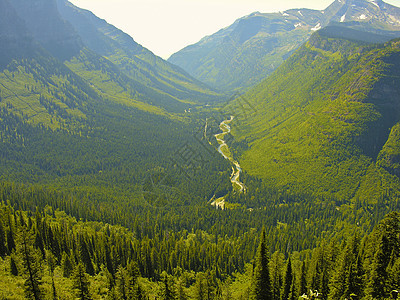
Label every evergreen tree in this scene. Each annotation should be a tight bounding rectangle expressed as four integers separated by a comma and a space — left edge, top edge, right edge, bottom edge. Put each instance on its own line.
61, 252, 74, 278
251, 228, 272, 300
10, 254, 18, 276
161, 272, 176, 300
51, 277, 58, 300
46, 250, 57, 276
17, 227, 43, 300
176, 278, 188, 300
328, 234, 361, 300
79, 237, 94, 276
126, 260, 141, 299
34, 232, 45, 259
309, 243, 331, 298
298, 261, 307, 298
0, 220, 7, 256
343, 255, 363, 300
115, 266, 128, 300
105, 244, 115, 276
195, 273, 208, 300
72, 263, 92, 300
389, 258, 400, 297
288, 274, 296, 300
366, 234, 391, 299
270, 251, 284, 300
7, 224, 16, 253
281, 258, 293, 300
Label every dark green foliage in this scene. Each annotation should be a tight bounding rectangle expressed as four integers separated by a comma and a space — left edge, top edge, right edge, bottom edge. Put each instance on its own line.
194, 272, 216, 300
161, 272, 176, 300
115, 266, 128, 300
10, 254, 18, 276
7, 223, 15, 254
328, 234, 362, 300
17, 227, 43, 300
79, 237, 94, 276
61, 252, 74, 278
251, 228, 272, 300
389, 258, 400, 292
0, 220, 6, 257
46, 250, 57, 275
281, 258, 293, 300
299, 261, 307, 298
72, 263, 91, 300
176, 279, 188, 300
269, 251, 284, 300
367, 235, 392, 298
51, 277, 58, 300
0, 198, 398, 299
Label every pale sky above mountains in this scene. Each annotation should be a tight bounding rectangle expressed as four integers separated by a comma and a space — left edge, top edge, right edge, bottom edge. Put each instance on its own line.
70, 0, 400, 59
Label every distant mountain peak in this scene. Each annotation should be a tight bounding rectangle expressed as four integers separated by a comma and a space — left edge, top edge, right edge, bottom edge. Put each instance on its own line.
169, 0, 400, 91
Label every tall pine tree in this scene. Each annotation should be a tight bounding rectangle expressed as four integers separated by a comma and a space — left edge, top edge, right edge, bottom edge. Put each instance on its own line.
281, 257, 293, 300
328, 234, 361, 300
17, 227, 43, 300
72, 263, 92, 300
298, 261, 307, 298
251, 228, 272, 300
0, 220, 7, 257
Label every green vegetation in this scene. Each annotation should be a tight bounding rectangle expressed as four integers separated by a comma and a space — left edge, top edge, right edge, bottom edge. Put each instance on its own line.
1, 201, 400, 299
57, 0, 222, 110
228, 32, 400, 205
1, 0, 400, 298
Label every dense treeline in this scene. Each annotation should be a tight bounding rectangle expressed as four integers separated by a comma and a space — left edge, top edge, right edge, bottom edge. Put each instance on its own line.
1, 202, 400, 299
248, 212, 400, 300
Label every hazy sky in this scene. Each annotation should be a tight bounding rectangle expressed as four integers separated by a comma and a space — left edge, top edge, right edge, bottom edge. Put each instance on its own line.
69, 0, 400, 59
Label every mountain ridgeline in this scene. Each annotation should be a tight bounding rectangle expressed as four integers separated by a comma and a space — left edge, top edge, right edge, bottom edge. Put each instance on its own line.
1, 0, 400, 298
0, 0, 231, 208
169, 0, 400, 92
226, 26, 400, 206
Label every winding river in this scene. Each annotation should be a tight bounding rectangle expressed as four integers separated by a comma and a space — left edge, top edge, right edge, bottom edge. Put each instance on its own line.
214, 117, 246, 193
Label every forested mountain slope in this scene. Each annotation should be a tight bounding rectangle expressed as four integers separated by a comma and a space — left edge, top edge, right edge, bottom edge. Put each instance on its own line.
169, 0, 400, 91
5, 0, 220, 114
228, 27, 400, 206
0, 0, 231, 206
56, 0, 220, 106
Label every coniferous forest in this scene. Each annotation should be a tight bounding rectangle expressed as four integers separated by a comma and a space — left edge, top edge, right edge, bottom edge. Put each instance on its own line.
1, 0, 400, 299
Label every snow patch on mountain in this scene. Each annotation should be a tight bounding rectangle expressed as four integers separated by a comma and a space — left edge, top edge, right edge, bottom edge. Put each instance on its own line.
311, 23, 321, 31
367, 0, 380, 8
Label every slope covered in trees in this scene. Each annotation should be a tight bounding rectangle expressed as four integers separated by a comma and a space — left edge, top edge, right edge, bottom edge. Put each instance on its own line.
0, 0, 233, 206
227, 28, 400, 207
2, 0, 400, 298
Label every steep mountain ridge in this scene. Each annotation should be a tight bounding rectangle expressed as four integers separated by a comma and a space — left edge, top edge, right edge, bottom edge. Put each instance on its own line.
9, 0, 83, 61
3, 0, 221, 116
169, 0, 400, 92
0, 0, 37, 69
226, 29, 400, 203
56, 0, 220, 106
0, 0, 229, 203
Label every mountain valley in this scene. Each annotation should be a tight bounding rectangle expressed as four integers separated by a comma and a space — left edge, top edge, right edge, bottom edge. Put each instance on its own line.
0, 0, 400, 298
